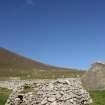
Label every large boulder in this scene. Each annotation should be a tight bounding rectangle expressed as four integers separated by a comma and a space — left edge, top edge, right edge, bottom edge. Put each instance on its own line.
82, 62, 105, 90
5, 79, 92, 105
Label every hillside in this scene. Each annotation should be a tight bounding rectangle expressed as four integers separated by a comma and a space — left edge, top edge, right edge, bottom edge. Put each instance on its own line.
82, 62, 105, 90
0, 47, 85, 80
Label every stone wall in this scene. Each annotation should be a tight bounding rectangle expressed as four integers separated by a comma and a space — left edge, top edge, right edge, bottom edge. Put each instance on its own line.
5, 79, 92, 105
0, 80, 37, 90
82, 62, 105, 90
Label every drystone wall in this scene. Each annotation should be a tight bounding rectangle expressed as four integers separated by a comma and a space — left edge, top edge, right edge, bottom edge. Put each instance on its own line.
82, 62, 105, 90
5, 79, 92, 105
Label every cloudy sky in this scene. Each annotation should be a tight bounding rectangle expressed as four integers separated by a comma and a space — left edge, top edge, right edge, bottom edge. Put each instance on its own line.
0, 0, 105, 69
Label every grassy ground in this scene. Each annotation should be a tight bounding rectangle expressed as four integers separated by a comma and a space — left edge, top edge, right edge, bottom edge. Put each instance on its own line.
0, 88, 11, 105
90, 90, 105, 105
0, 69, 85, 80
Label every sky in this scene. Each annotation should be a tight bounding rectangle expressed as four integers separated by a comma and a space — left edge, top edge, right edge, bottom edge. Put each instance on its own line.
0, 0, 105, 69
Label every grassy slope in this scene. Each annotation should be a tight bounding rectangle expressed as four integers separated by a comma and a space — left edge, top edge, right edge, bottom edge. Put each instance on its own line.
0, 48, 85, 80
90, 90, 105, 105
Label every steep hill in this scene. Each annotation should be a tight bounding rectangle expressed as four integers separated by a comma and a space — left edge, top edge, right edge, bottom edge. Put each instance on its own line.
82, 62, 105, 90
0, 47, 85, 80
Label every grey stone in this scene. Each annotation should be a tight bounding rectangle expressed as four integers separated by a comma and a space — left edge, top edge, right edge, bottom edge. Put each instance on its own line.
4, 79, 92, 105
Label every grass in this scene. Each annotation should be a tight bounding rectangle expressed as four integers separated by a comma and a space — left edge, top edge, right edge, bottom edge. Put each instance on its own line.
0, 69, 85, 80
90, 90, 105, 105
0, 88, 11, 105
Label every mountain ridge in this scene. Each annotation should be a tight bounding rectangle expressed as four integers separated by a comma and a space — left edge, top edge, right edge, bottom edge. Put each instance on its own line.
0, 47, 85, 80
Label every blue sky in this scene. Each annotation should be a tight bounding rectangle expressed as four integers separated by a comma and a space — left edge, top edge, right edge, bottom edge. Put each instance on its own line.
0, 0, 105, 69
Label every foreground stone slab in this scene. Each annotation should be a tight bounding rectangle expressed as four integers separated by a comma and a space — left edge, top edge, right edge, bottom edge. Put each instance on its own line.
5, 79, 92, 105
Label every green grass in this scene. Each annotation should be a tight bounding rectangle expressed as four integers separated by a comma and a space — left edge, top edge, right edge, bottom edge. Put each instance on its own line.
0, 71, 84, 80
90, 90, 105, 105
0, 88, 11, 105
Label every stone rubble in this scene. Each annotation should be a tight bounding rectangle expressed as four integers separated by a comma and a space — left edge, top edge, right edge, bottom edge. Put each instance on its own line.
0, 80, 37, 90
5, 79, 92, 105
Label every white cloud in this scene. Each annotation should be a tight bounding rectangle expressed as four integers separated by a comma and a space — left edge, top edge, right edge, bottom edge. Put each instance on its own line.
25, 0, 34, 6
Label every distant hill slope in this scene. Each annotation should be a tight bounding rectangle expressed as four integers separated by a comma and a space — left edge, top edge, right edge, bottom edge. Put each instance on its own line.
0, 47, 85, 80
82, 62, 105, 90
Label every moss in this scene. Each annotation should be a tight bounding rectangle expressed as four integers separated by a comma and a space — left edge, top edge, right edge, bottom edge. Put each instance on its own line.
20, 84, 34, 94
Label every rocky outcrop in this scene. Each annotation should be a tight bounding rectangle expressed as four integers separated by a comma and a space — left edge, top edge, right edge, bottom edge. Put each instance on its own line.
82, 62, 105, 90
5, 79, 92, 105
